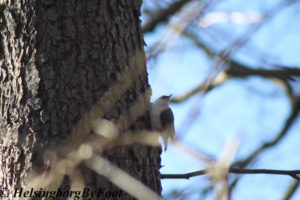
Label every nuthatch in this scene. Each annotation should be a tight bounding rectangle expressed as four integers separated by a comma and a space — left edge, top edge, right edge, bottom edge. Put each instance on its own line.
150, 95, 175, 151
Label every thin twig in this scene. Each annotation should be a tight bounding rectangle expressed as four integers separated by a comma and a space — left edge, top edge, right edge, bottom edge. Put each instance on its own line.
161, 168, 300, 181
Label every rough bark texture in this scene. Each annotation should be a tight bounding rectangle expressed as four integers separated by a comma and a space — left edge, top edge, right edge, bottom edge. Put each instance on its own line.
0, 0, 162, 199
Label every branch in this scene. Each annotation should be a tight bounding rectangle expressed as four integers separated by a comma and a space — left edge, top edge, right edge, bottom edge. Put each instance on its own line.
281, 180, 300, 200
225, 95, 300, 192
161, 168, 300, 181
227, 61, 300, 81
234, 95, 300, 168
171, 72, 226, 103
171, 63, 299, 103
171, 29, 299, 103
142, 0, 192, 33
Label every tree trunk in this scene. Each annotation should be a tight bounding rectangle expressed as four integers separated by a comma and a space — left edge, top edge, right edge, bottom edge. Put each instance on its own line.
0, 0, 161, 199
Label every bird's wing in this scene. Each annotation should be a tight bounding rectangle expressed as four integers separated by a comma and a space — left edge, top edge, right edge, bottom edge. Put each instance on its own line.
160, 108, 175, 136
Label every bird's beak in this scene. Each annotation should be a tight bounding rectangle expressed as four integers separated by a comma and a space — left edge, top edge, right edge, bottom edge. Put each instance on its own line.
168, 94, 172, 99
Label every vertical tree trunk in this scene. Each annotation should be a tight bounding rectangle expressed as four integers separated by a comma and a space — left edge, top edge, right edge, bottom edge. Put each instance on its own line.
0, 0, 161, 199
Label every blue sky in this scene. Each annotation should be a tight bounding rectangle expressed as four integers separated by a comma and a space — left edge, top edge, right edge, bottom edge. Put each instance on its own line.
142, 0, 300, 199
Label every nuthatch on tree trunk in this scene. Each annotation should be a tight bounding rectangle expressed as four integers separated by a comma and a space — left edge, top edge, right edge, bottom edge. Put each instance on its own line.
150, 95, 175, 151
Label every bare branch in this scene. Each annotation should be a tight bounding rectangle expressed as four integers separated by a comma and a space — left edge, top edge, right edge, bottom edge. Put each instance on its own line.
142, 0, 193, 33
161, 168, 300, 181
171, 73, 227, 103
227, 61, 300, 81
87, 155, 162, 200
281, 180, 300, 200
171, 31, 299, 103
234, 95, 300, 168
227, 96, 300, 192
171, 63, 299, 103
170, 1, 299, 104
172, 31, 299, 103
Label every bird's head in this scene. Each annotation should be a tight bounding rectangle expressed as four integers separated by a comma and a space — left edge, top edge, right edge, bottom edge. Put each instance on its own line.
153, 94, 172, 108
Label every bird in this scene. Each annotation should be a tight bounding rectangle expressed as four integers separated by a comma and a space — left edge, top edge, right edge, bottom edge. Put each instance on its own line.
150, 95, 175, 151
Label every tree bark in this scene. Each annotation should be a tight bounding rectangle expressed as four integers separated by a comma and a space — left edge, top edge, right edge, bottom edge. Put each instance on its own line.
0, 0, 161, 199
